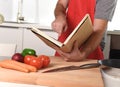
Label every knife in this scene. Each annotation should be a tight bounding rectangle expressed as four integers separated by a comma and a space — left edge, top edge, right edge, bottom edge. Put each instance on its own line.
42, 63, 100, 73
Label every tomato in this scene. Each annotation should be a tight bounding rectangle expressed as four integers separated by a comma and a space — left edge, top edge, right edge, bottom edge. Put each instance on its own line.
24, 55, 35, 64
24, 55, 43, 69
29, 58, 43, 69
22, 48, 36, 57
38, 55, 50, 68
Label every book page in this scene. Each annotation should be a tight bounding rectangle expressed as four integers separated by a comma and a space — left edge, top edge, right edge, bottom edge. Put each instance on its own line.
31, 27, 63, 47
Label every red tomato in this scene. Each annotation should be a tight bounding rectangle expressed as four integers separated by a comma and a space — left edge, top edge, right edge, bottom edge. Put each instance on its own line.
24, 55, 43, 69
38, 55, 50, 68
29, 58, 43, 69
24, 55, 35, 64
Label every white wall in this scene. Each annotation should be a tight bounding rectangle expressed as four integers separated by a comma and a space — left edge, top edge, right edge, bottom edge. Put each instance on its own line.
38, 0, 57, 26
108, 0, 120, 31
0, 0, 13, 21
22, 0, 57, 26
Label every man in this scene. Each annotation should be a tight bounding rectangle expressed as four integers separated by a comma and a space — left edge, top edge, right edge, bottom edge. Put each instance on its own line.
52, 0, 117, 61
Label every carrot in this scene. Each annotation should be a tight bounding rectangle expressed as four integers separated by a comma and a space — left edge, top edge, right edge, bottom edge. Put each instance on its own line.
0, 60, 37, 72
6, 60, 37, 72
0, 60, 29, 73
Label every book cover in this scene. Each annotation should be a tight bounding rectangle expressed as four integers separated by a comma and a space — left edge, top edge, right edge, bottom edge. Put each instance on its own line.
31, 14, 93, 52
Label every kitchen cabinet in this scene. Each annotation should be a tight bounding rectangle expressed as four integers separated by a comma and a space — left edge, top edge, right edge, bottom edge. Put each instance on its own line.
0, 24, 57, 56
1, 24, 120, 59
0, 27, 23, 53
23, 29, 57, 56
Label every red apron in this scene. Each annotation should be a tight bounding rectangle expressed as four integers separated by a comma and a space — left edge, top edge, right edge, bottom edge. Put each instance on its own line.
55, 0, 104, 60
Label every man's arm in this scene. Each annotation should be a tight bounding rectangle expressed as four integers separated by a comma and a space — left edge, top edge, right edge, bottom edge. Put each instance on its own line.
55, 19, 108, 62
82, 0, 117, 56
96, 0, 117, 50
54, 0, 69, 18
52, 0, 69, 35
80, 19, 108, 58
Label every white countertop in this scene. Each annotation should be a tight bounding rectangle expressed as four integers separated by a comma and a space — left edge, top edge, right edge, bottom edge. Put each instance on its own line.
1, 21, 120, 34
107, 30, 120, 35
0, 21, 52, 30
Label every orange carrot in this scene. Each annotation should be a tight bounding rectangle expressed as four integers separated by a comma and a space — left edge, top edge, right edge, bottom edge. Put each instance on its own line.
7, 60, 37, 72
3, 60, 37, 72
0, 60, 29, 73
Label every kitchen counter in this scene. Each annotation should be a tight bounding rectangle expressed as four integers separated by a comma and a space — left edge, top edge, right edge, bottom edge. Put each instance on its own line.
107, 30, 120, 35
0, 56, 104, 87
0, 21, 52, 30
0, 22, 57, 55
0, 81, 48, 87
103, 30, 120, 59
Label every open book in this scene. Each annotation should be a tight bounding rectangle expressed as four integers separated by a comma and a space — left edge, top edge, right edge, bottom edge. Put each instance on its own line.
31, 14, 93, 52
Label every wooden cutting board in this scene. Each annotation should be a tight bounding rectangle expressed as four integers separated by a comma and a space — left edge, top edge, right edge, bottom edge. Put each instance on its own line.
0, 56, 104, 87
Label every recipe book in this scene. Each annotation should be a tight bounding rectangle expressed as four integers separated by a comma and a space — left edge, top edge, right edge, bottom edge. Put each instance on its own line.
31, 14, 93, 52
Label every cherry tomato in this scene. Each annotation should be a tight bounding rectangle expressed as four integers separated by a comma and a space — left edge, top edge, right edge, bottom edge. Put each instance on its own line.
24, 55, 35, 64
38, 55, 50, 68
29, 58, 43, 69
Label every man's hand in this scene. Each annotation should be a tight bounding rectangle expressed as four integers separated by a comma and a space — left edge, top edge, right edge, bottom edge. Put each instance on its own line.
55, 41, 87, 62
52, 15, 68, 36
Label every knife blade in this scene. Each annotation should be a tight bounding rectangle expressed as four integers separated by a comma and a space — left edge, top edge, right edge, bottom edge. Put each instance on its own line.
42, 63, 100, 73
